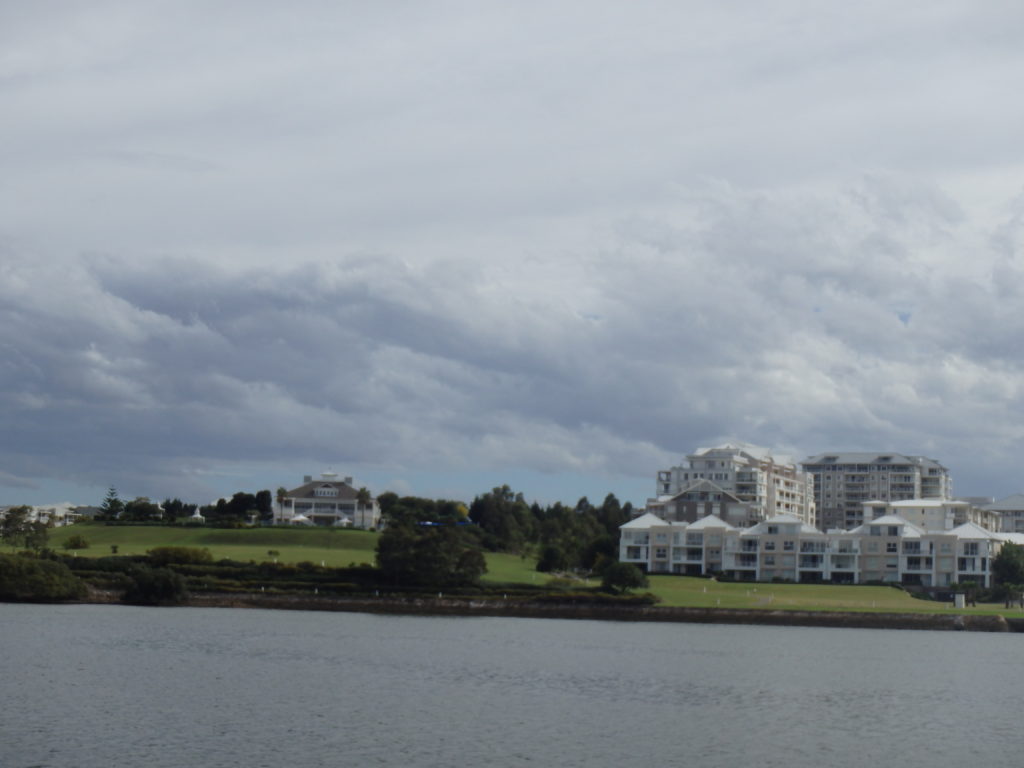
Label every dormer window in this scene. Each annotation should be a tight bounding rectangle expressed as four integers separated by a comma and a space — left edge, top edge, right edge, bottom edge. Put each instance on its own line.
315, 486, 338, 497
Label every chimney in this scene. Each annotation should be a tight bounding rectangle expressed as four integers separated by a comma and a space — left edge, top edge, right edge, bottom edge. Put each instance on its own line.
304, 475, 312, 483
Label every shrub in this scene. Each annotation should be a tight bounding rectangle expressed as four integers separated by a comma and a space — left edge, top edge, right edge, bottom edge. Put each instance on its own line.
147, 546, 214, 567
63, 534, 90, 550
123, 565, 188, 606
0, 553, 87, 602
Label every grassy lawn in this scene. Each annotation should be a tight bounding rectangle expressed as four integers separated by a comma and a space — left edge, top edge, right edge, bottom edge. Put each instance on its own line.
646, 574, 1024, 616
43, 524, 1024, 616
48, 524, 379, 568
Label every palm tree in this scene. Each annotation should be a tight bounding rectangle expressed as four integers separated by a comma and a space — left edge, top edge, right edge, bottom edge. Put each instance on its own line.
275, 487, 289, 524
356, 487, 372, 528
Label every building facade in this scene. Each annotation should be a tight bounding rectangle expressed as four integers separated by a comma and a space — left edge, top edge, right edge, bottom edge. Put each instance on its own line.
982, 494, 1024, 533
620, 512, 1005, 588
275, 472, 381, 529
801, 452, 952, 531
653, 444, 815, 526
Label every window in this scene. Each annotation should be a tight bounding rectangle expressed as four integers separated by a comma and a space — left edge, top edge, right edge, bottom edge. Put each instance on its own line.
764, 541, 776, 551
783, 541, 794, 551
886, 542, 897, 553
963, 542, 979, 556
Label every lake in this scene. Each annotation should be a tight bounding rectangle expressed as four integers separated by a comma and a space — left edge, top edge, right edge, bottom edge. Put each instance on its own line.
1, 603, 1019, 767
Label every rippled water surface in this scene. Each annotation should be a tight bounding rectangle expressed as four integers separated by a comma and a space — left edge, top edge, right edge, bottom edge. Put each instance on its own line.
1, 603, 1019, 767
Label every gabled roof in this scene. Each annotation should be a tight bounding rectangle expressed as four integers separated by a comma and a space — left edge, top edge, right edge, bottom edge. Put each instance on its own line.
667, 478, 743, 504
687, 514, 737, 531
621, 512, 669, 529
984, 494, 1024, 511
849, 515, 924, 537
948, 521, 999, 540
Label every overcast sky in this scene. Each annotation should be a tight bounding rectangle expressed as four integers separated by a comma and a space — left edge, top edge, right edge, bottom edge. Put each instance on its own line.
4, 1, 1024, 509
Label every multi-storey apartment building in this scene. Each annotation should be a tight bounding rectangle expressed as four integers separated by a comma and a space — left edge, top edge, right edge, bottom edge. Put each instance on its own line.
620, 511, 1006, 588
801, 452, 952, 531
653, 443, 815, 526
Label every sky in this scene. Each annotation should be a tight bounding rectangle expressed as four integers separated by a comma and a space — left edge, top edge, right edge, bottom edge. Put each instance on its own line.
4, 1, 1024, 510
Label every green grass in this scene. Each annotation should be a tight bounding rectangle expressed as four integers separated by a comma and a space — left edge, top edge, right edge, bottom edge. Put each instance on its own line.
44, 525, 1024, 615
645, 574, 1024, 616
48, 524, 379, 568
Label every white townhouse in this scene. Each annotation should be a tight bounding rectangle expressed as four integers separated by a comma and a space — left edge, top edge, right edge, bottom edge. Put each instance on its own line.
653, 443, 815, 526
620, 512, 1005, 588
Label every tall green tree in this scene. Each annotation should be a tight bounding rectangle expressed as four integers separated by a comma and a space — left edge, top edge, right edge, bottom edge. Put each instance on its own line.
100, 487, 124, 520
1, 506, 32, 549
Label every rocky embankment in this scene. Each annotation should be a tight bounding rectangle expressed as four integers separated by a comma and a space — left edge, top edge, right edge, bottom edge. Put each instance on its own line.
152, 591, 1020, 632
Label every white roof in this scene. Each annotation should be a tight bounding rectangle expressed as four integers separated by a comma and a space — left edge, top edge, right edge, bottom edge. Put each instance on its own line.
621, 512, 669, 529
850, 515, 924, 537
687, 514, 737, 531
887, 499, 965, 508
948, 521, 999, 540
984, 494, 1024, 511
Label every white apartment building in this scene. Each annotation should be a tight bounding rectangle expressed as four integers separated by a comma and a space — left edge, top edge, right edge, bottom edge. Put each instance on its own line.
801, 452, 952, 531
620, 512, 1005, 588
653, 443, 815, 526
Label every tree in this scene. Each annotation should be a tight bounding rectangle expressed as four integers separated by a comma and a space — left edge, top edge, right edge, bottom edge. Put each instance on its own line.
123, 497, 161, 522
255, 490, 273, 522
992, 542, 1024, 586
601, 562, 648, 594
376, 521, 487, 588
275, 487, 289, 522
100, 488, 124, 520
122, 566, 188, 606
1, 506, 32, 549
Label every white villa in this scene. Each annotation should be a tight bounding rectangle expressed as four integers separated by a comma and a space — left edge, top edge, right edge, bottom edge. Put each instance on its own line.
620, 509, 1011, 588
274, 472, 381, 529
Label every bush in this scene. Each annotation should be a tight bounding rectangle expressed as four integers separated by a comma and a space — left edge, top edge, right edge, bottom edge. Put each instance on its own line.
147, 546, 214, 567
123, 565, 189, 605
0, 553, 87, 602
63, 534, 90, 550
601, 562, 649, 594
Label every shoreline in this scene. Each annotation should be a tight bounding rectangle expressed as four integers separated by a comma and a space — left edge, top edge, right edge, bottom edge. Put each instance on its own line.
77, 589, 1022, 632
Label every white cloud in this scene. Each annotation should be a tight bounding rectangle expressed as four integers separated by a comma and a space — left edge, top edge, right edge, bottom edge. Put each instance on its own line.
4, 2, 1024, 505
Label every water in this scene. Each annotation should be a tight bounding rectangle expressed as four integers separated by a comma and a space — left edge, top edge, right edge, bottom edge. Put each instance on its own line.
1, 603, 1019, 767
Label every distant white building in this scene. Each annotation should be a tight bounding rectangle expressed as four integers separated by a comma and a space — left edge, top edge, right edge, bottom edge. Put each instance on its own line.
651, 443, 815, 526
982, 494, 1024, 533
275, 472, 380, 529
860, 499, 999, 533
0, 503, 85, 527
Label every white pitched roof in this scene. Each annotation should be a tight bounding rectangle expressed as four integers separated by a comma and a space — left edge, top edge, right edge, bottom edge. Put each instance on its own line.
948, 521, 999, 540
687, 514, 737, 531
984, 494, 1024, 511
621, 512, 669, 529
850, 515, 925, 537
